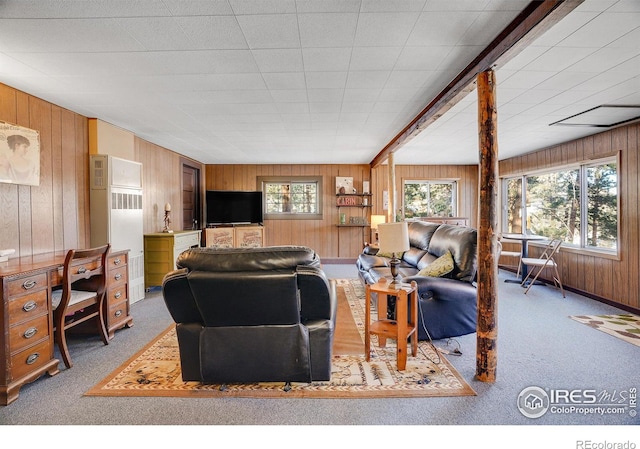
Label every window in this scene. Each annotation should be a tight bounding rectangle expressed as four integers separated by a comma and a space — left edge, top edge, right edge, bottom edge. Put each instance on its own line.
502, 157, 618, 251
258, 176, 323, 220
403, 180, 457, 219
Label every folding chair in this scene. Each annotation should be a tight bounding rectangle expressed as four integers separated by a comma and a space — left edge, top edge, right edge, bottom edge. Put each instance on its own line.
520, 239, 565, 297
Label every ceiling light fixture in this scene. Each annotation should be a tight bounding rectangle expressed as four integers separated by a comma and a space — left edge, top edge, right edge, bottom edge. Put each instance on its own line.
550, 105, 640, 128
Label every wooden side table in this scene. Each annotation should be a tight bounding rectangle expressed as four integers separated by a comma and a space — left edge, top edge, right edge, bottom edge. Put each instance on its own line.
365, 279, 418, 370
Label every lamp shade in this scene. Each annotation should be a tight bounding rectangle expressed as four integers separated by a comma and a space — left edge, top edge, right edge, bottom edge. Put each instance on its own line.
370, 214, 386, 230
378, 222, 409, 254
164, 202, 172, 212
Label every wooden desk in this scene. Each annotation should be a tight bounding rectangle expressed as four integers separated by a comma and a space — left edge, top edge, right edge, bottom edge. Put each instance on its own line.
365, 280, 418, 371
0, 249, 133, 405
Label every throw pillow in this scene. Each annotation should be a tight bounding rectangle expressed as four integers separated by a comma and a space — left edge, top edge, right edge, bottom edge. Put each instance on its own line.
417, 250, 454, 277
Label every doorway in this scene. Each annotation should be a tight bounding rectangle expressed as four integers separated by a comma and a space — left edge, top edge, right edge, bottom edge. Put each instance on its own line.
181, 161, 201, 231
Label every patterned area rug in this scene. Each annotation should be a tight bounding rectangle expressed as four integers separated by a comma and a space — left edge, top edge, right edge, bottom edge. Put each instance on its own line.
570, 313, 640, 348
85, 279, 475, 398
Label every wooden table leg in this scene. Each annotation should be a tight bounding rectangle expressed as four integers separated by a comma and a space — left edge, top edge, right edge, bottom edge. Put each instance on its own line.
396, 290, 408, 370
410, 289, 418, 357
377, 292, 388, 348
365, 284, 371, 362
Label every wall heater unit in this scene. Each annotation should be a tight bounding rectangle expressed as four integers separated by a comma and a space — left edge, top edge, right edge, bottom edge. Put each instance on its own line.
90, 155, 145, 303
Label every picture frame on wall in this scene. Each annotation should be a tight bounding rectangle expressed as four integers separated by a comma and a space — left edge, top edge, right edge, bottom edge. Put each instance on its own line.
336, 176, 354, 194
0, 121, 41, 186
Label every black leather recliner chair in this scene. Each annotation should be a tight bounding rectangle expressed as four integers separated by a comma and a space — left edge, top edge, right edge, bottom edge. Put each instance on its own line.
162, 245, 337, 384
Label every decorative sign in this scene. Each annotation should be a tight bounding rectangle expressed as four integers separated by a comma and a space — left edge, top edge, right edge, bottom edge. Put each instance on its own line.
236, 227, 263, 248
0, 121, 41, 186
336, 195, 358, 206
208, 228, 234, 248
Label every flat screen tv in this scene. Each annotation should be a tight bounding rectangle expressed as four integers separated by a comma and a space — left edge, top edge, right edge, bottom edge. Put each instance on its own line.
206, 190, 263, 225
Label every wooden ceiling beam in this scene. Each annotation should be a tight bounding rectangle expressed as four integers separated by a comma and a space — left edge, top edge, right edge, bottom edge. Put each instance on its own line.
369, 0, 584, 168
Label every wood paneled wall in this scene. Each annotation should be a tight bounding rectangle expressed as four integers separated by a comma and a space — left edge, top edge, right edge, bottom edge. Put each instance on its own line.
0, 83, 90, 257
134, 138, 205, 235
499, 122, 640, 311
370, 164, 479, 227
0, 82, 204, 258
205, 164, 371, 260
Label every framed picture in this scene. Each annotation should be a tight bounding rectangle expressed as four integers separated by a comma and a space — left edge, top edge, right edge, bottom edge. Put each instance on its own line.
335, 176, 354, 194
236, 226, 264, 248
0, 121, 41, 186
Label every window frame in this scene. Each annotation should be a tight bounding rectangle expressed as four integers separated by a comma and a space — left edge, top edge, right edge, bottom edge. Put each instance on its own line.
500, 153, 619, 255
402, 178, 459, 220
258, 176, 323, 220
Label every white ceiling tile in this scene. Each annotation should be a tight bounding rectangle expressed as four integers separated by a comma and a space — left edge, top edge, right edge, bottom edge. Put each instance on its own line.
525, 47, 597, 73
349, 47, 403, 71
557, 12, 640, 48
295, 0, 361, 13
163, 0, 234, 15
307, 89, 344, 102
346, 71, 390, 89
251, 49, 304, 72
173, 16, 249, 49
262, 72, 306, 90
298, 13, 359, 47
115, 17, 194, 50
394, 46, 455, 71
0, 0, 173, 18
229, 0, 296, 14
236, 14, 300, 49
306, 72, 348, 89
302, 48, 352, 71
269, 89, 308, 102
354, 13, 419, 46
407, 12, 478, 46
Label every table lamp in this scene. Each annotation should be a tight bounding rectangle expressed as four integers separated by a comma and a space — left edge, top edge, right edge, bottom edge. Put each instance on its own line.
163, 202, 173, 233
370, 215, 386, 244
377, 221, 409, 285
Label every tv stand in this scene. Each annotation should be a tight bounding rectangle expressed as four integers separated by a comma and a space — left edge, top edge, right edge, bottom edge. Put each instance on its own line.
204, 224, 264, 248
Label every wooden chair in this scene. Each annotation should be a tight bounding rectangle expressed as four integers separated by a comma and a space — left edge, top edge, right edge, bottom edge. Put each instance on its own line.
51, 244, 111, 368
520, 239, 565, 297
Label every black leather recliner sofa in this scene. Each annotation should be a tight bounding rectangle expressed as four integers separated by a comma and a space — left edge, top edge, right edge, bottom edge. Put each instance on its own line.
357, 221, 478, 340
162, 245, 337, 384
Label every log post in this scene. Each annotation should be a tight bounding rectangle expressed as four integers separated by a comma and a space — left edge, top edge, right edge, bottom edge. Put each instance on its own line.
387, 152, 396, 222
476, 70, 499, 383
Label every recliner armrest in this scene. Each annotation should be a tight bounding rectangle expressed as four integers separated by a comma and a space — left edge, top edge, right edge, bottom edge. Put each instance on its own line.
162, 268, 202, 323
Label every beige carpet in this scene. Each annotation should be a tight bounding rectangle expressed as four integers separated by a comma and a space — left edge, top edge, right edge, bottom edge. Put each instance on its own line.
570, 313, 640, 348
86, 279, 475, 398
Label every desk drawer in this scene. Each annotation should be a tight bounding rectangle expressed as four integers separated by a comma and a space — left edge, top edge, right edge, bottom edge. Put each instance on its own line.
8, 290, 48, 326
108, 299, 129, 328
10, 314, 49, 353
107, 284, 128, 305
108, 253, 127, 269
109, 265, 128, 287
8, 273, 47, 297
11, 339, 52, 380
